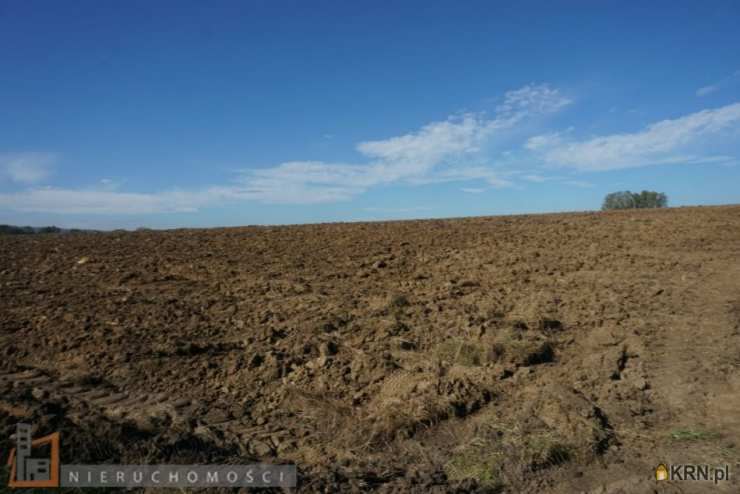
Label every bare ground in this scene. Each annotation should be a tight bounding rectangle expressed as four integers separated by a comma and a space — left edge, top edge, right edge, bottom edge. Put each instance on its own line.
1, 205, 740, 493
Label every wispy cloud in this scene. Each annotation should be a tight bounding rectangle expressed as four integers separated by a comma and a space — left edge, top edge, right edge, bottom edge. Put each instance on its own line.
363, 206, 433, 213
28, 82, 736, 217
520, 173, 551, 183
495, 84, 572, 116
561, 180, 595, 188
0, 83, 568, 215
524, 132, 564, 151
0, 152, 55, 184
530, 102, 740, 171
696, 70, 740, 97
4, 93, 738, 216
229, 83, 568, 204
0, 187, 203, 214
355, 83, 570, 171
519, 173, 594, 188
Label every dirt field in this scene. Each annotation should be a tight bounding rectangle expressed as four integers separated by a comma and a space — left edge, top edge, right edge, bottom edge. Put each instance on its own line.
2, 205, 740, 493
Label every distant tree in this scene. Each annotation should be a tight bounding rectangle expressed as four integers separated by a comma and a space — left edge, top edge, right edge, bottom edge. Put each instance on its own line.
602, 190, 667, 211
0, 224, 34, 235
633, 190, 668, 208
602, 191, 635, 210
0, 224, 67, 235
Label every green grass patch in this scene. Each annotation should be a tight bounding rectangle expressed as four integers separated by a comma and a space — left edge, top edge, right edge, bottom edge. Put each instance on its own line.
433, 339, 487, 367
670, 428, 720, 442
445, 447, 505, 492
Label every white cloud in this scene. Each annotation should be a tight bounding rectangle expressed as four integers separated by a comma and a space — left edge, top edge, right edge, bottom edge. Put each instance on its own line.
696, 85, 719, 97
534, 102, 740, 171
561, 180, 595, 188
495, 83, 572, 117
697, 70, 740, 97
96, 178, 126, 191
460, 187, 486, 194
0, 83, 572, 214
518, 173, 593, 188
0, 188, 203, 214
0, 169, 369, 214
247, 160, 374, 189
404, 166, 514, 188
0, 152, 55, 184
520, 173, 551, 182
525, 132, 563, 151
357, 114, 489, 172
356, 83, 570, 172
228, 83, 567, 203
363, 206, 432, 213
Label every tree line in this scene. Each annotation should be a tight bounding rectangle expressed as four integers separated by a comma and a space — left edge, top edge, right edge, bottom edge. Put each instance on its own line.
602, 190, 668, 211
0, 225, 96, 235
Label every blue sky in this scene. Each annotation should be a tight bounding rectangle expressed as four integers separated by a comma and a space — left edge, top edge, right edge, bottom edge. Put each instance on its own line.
1, 1, 739, 229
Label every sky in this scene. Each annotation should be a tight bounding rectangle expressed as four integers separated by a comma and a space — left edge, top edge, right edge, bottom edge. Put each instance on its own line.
1, 1, 740, 229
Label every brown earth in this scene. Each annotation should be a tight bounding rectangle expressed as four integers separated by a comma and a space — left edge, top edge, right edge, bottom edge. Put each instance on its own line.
1, 205, 740, 493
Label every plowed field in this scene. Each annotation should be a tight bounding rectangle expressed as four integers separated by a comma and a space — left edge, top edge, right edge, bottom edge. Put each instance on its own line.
2, 205, 740, 493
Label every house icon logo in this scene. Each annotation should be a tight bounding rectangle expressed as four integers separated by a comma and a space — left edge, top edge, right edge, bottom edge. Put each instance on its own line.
6, 423, 60, 488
